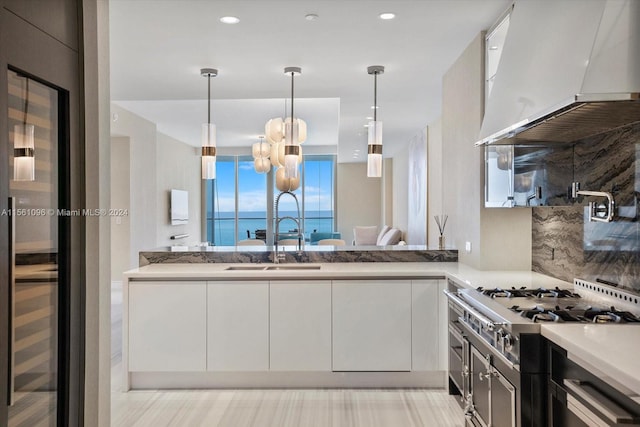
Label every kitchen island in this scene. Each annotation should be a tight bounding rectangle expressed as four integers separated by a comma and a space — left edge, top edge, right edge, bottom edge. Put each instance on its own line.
122, 262, 454, 391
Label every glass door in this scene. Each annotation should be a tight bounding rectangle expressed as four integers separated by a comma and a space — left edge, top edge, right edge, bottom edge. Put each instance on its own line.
7, 69, 62, 427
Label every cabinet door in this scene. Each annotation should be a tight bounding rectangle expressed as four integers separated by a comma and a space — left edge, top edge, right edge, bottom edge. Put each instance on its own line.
207, 281, 269, 371
270, 280, 332, 371
129, 281, 207, 371
411, 279, 441, 371
332, 280, 411, 371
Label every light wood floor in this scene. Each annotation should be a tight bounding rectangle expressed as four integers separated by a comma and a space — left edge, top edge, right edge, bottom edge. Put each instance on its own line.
110, 282, 465, 427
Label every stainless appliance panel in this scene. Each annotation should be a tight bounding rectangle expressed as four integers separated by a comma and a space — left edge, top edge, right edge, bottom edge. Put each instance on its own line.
470, 346, 491, 427
492, 366, 517, 427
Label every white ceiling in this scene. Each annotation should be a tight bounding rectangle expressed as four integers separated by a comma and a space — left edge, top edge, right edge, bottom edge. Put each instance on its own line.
109, 0, 511, 162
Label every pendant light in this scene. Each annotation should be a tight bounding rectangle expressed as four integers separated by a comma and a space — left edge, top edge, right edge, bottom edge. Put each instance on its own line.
13, 76, 35, 181
252, 135, 271, 173
367, 65, 384, 178
201, 68, 218, 180
265, 67, 306, 178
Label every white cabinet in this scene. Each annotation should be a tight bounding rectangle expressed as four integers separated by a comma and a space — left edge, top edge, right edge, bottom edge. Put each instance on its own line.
332, 280, 412, 371
207, 281, 269, 371
412, 279, 445, 371
129, 281, 207, 371
270, 280, 332, 371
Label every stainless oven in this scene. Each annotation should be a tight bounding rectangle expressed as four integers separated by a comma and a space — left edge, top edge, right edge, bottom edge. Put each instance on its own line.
448, 296, 470, 407
462, 316, 517, 427
445, 283, 547, 427
447, 277, 640, 427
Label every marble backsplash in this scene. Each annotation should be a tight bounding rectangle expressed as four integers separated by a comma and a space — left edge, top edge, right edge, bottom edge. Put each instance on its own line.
532, 122, 640, 290
140, 246, 458, 266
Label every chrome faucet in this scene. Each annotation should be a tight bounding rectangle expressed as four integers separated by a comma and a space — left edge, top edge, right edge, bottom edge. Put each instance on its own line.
273, 191, 303, 263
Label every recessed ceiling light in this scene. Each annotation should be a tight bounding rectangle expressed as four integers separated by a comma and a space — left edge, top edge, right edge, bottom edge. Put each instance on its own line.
220, 16, 240, 24
371, 105, 379, 109
354, 149, 360, 152
305, 13, 319, 21
366, 116, 374, 120
489, 45, 499, 50
364, 124, 370, 128
379, 12, 396, 20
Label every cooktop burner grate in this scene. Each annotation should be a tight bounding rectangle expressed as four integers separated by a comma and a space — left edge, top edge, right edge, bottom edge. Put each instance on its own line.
477, 286, 581, 299
510, 304, 640, 323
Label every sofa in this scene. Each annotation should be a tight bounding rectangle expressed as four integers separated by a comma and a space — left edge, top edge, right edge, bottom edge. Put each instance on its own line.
352, 225, 403, 246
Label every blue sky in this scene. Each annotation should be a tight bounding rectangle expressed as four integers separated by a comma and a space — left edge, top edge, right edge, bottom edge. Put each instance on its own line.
209, 156, 334, 214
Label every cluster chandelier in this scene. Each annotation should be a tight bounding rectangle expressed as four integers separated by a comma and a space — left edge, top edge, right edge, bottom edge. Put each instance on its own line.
264, 67, 305, 190
201, 68, 218, 180
252, 135, 271, 173
367, 65, 384, 178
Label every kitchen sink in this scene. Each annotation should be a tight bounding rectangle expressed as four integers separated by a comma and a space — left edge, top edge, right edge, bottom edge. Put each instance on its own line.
264, 265, 321, 270
224, 264, 321, 271
224, 265, 269, 270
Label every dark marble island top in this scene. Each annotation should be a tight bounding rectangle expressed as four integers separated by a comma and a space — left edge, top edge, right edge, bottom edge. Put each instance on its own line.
140, 245, 458, 266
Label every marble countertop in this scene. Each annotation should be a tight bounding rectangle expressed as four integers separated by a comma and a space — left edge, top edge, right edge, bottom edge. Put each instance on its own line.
146, 244, 451, 252
541, 324, 640, 402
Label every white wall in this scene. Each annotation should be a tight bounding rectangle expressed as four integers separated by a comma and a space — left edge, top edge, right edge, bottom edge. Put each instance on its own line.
392, 144, 409, 240
442, 33, 531, 269
381, 158, 394, 229
110, 105, 202, 269
156, 132, 201, 247
442, 33, 484, 267
393, 125, 438, 246
337, 162, 382, 243
110, 104, 157, 268
83, 0, 111, 425
427, 117, 443, 248
110, 137, 130, 281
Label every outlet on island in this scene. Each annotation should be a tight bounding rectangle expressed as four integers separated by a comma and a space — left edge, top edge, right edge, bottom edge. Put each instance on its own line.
465, 241, 471, 253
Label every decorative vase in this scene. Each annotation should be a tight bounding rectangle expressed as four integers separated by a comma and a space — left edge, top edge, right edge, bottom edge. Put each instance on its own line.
438, 235, 445, 250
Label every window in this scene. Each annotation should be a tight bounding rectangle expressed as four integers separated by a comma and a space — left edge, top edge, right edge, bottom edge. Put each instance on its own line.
485, 7, 511, 106
206, 154, 336, 245
301, 155, 335, 234
238, 156, 267, 242
205, 156, 235, 246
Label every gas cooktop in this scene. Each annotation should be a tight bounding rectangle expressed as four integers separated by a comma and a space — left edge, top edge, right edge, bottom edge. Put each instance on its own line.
475, 284, 640, 324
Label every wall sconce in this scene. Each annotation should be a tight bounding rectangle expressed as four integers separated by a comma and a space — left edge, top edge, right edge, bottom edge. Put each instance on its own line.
13, 76, 35, 181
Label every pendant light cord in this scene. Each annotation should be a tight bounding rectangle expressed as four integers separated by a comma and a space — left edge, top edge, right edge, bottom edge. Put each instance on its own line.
207, 74, 211, 125
290, 71, 295, 122
23, 77, 30, 125
373, 71, 377, 122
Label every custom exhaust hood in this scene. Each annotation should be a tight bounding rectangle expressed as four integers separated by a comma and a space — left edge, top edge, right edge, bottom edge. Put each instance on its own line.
476, 0, 640, 146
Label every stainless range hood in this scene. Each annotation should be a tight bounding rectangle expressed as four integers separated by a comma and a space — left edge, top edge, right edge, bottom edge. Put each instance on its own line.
477, 0, 640, 146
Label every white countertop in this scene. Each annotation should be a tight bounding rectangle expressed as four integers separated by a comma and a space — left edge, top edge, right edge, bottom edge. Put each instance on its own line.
124, 262, 456, 280
542, 324, 640, 401
124, 262, 571, 289
446, 268, 572, 290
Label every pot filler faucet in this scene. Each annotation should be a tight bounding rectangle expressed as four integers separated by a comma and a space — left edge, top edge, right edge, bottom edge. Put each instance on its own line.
571, 182, 616, 222
273, 191, 303, 263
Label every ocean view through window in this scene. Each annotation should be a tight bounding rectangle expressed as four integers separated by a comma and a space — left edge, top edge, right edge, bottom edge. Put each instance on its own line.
206, 154, 336, 245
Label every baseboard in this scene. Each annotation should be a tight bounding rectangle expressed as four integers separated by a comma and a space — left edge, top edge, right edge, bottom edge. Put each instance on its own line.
128, 370, 447, 390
